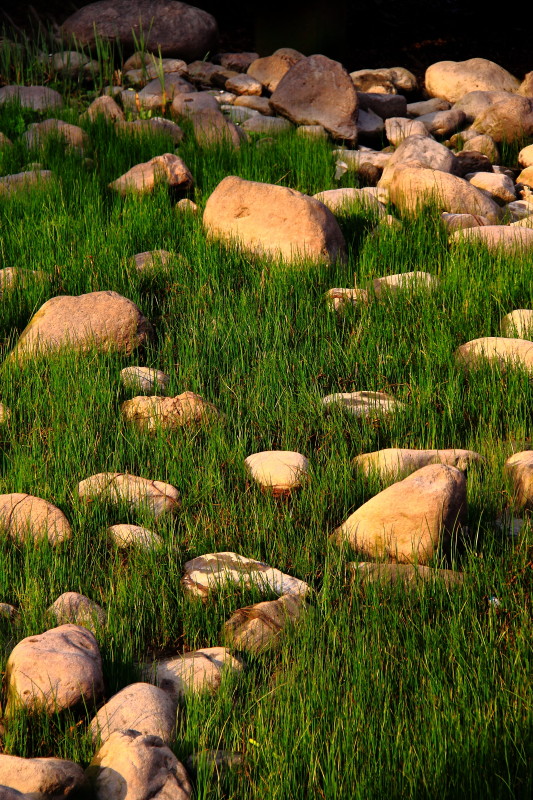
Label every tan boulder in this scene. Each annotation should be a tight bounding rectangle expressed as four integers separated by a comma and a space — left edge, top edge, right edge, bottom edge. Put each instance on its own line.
467, 172, 515, 204
441, 212, 491, 232
87, 730, 191, 800
48, 592, 105, 632
23, 118, 89, 152
121, 392, 218, 432
0, 267, 48, 294
145, 647, 243, 702
170, 91, 219, 118
109, 152, 193, 194
517, 165, 533, 189
224, 594, 305, 654
78, 473, 179, 517
373, 271, 437, 297
0, 169, 52, 195
0, 755, 86, 798
121, 366, 170, 394
471, 96, 533, 142
453, 90, 514, 123
84, 94, 125, 121
313, 188, 385, 216
384, 117, 428, 146
225, 73, 262, 95
244, 450, 309, 495
6, 624, 104, 715
518, 144, 533, 168
90, 682, 177, 744
234, 94, 273, 114
425, 59, 519, 103
501, 310, 533, 338
416, 108, 465, 137
351, 562, 464, 588
325, 287, 369, 310
108, 523, 162, 550
350, 67, 416, 94
203, 176, 345, 265
504, 451, 533, 510
332, 464, 467, 564
182, 552, 309, 598
449, 226, 533, 253
378, 134, 458, 190
455, 337, 533, 372
247, 48, 304, 93
322, 390, 405, 417
0, 493, 71, 545
354, 447, 483, 480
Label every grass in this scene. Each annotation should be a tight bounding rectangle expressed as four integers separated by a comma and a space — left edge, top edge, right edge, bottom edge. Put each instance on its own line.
0, 35, 531, 800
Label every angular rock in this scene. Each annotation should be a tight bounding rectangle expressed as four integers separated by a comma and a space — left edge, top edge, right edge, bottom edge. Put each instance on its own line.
351, 562, 464, 587
467, 172, 515, 203
322, 390, 405, 417
450, 226, 533, 252
454, 150, 494, 179
357, 92, 407, 119
121, 391, 218, 432
121, 366, 170, 394
501, 309, 533, 338
455, 337, 533, 373
182, 552, 309, 598
0, 755, 86, 799
48, 592, 106, 632
78, 473, 179, 517
335, 147, 392, 173
385, 117, 428, 146
225, 73, 262, 95
108, 523, 163, 550
145, 647, 243, 701
353, 447, 483, 479
471, 96, 533, 142
0, 85, 63, 110
0, 493, 71, 545
425, 59, 519, 103
504, 451, 533, 510
350, 67, 416, 94
244, 451, 309, 495
0, 602, 18, 620
378, 134, 458, 190
109, 152, 193, 194
332, 464, 467, 564
23, 119, 89, 153
6, 624, 104, 715
247, 48, 304, 93
219, 52, 259, 72
224, 593, 305, 654
441, 212, 491, 232
203, 176, 345, 265
90, 682, 177, 744
356, 108, 384, 138
373, 271, 437, 297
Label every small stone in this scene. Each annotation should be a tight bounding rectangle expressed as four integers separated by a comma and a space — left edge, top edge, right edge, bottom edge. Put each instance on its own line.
48, 592, 105, 632
353, 447, 483, 479
0, 170, 52, 195
351, 562, 464, 587
416, 108, 466, 137
233, 95, 273, 114
0, 755, 86, 798
384, 117, 428, 146
109, 153, 193, 195
182, 552, 309, 598
84, 94, 125, 122
501, 310, 533, 338
23, 119, 89, 153
129, 117, 184, 144
504, 451, 533, 510
462, 134, 500, 163
144, 647, 243, 701
244, 451, 309, 495
506, 199, 533, 220
517, 165, 533, 189
322, 390, 405, 417
325, 287, 369, 311
313, 188, 385, 216
171, 91, 219, 118
373, 271, 437, 297
0, 494, 71, 545
242, 115, 292, 135
121, 366, 170, 394
467, 172, 516, 204
0, 602, 18, 621
133, 250, 174, 272
176, 198, 198, 213
407, 98, 451, 116
90, 682, 178, 744
224, 593, 305, 654
357, 92, 407, 119
454, 150, 494, 177
357, 108, 384, 138
455, 337, 533, 373
108, 524, 163, 550
121, 392, 218, 432
225, 73, 262, 95
78, 473, 179, 518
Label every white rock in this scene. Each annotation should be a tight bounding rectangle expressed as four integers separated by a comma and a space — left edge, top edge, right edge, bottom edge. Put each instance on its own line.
244, 450, 309, 494
108, 523, 163, 550
121, 366, 170, 394
182, 552, 309, 597
145, 647, 243, 702
322, 390, 405, 417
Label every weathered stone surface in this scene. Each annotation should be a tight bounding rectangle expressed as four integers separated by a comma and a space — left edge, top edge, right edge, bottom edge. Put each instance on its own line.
225, 73, 262, 95
85, 94, 125, 121
517, 165, 533, 189
450, 226, 533, 252
453, 90, 513, 123
219, 52, 259, 72
133, 250, 174, 272
244, 451, 308, 495
356, 108, 384, 138
472, 96, 533, 142
0, 784, 24, 798
62, 0, 217, 61
501, 310, 533, 338
0, 494, 71, 545
506, 199, 533, 220
357, 92, 407, 119
385, 117, 428, 146
78, 473, 179, 517
354, 448, 482, 480
224, 594, 305, 654
128, 117, 184, 144
322, 390, 405, 417
233, 94, 273, 115
441, 212, 491, 232
417, 108, 465, 137
182, 552, 309, 597
455, 337, 533, 372
407, 97, 451, 116
247, 48, 304, 93
108, 523, 163, 550
351, 562, 464, 587
90, 682, 177, 744
241, 115, 291, 134
335, 147, 392, 174
425, 59, 519, 103
0, 85, 63, 110
373, 271, 437, 297
190, 109, 242, 147
0, 602, 18, 620
145, 647, 243, 701
325, 287, 369, 310
22, 119, 89, 153
0, 170, 52, 195
87, 730, 191, 800
6, 624, 104, 715
332, 464, 467, 564
467, 172, 515, 203
171, 91, 218, 118
313, 188, 385, 216
176, 198, 198, 213
109, 153, 193, 194
461, 135, 500, 164
378, 134, 458, 190
203, 176, 345, 265
271, 55, 358, 142
0, 755, 86, 799
121, 366, 170, 394
518, 144, 533, 168
11, 291, 153, 360
121, 392, 218, 432
504, 451, 533, 510
350, 67, 416, 94
48, 592, 106, 631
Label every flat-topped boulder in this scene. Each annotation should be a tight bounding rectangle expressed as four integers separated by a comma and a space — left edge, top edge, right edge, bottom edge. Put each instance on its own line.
455, 337, 533, 373
0, 493, 71, 545
145, 647, 243, 701
182, 552, 309, 597
425, 58, 519, 103
244, 451, 309, 495
78, 473, 179, 517
0, 85, 63, 110
354, 448, 483, 479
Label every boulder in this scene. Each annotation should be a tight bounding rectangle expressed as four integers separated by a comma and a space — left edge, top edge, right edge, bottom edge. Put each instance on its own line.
244, 451, 309, 495
461, 135, 500, 164
313, 188, 384, 216
471, 96, 533, 142
518, 144, 533, 168
350, 67, 416, 94
506, 199, 533, 220
108, 523, 163, 549
85, 94, 125, 121
10, 291, 153, 360
425, 59, 519, 103
407, 98, 451, 116
6, 624, 104, 715
372, 271, 437, 297
190, 108, 243, 147
501, 310, 533, 338
385, 117, 428, 146
87, 730, 191, 800
453, 90, 514, 123
90, 682, 177, 744
203, 176, 345, 265
455, 337, 533, 373
225, 74, 262, 95
182, 552, 309, 598
0, 170, 52, 195
241, 115, 291, 134
171, 90, 219, 117
219, 52, 259, 72
22, 119, 89, 153
121, 391, 218, 431
0, 755, 86, 799
354, 448, 482, 479
517, 165, 533, 189
48, 592, 106, 632
0, 493, 71, 545
78, 473, 179, 517
378, 134, 458, 190
504, 451, 533, 510
351, 562, 464, 588
109, 153, 193, 194
441, 212, 491, 232
247, 48, 304, 93
145, 647, 243, 701
271, 55, 358, 142
133, 249, 174, 271
224, 593, 305, 654
128, 116, 184, 144
0, 85, 63, 110
357, 92, 407, 119
121, 366, 170, 393
234, 95, 273, 115
449, 226, 533, 252
332, 464, 467, 564
416, 108, 466, 137
322, 390, 405, 417
467, 172, 515, 203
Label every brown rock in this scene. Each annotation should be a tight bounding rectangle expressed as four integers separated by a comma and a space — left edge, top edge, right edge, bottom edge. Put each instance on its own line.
90, 682, 177, 744
353, 447, 483, 479
0, 493, 71, 545
441, 212, 491, 232
378, 134, 459, 190
0, 170, 52, 195
233, 95, 273, 114
454, 149, 495, 177
0, 755, 86, 798
313, 188, 385, 216
120, 366, 170, 393
247, 48, 304, 93
351, 562, 464, 588
190, 109, 242, 147
416, 108, 466, 137
224, 594, 305, 654
425, 59, 519, 103
225, 73, 262, 95
219, 52, 259, 72
518, 144, 533, 168
22, 119, 89, 153
407, 97, 451, 116
350, 67, 417, 94
171, 90, 218, 117
84, 94, 125, 121
517, 165, 533, 189
461, 135, 500, 164
385, 117, 428, 146
326, 287, 369, 310
121, 391, 218, 432
0, 85, 63, 110
109, 153, 193, 194
357, 92, 407, 119
472, 96, 533, 142
78, 473, 179, 517
145, 647, 243, 701
504, 451, 533, 509
455, 336, 533, 372
129, 117, 184, 144
48, 592, 106, 632
453, 90, 514, 123
449, 226, 533, 253
518, 72, 533, 97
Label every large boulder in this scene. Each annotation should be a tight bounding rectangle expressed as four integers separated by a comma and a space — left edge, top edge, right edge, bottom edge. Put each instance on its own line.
453, 90, 514, 123
455, 337, 533, 373
332, 464, 467, 564
425, 59, 520, 103
449, 226, 533, 253
61, 1, 218, 61
471, 96, 533, 142
78, 472, 179, 517
270, 55, 358, 142
10, 291, 153, 360
378, 134, 459, 190
0, 493, 71, 545
203, 176, 345, 265
0, 755, 86, 799
90, 682, 177, 744
247, 47, 304, 93
145, 647, 243, 701
354, 448, 482, 480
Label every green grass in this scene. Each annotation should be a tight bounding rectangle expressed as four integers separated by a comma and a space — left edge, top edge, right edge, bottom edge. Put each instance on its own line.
0, 50, 531, 800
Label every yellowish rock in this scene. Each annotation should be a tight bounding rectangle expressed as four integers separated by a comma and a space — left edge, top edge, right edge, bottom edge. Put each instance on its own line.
244, 450, 309, 495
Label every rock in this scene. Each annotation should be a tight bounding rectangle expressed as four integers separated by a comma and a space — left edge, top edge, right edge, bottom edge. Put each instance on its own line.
224, 594, 305, 654
455, 337, 533, 373
350, 67, 416, 94
219, 52, 259, 72
0, 131, 13, 148
0, 402, 10, 424
121, 366, 170, 394
0, 494, 71, 545
388, 166, 501, 222
176, 198, 198, 213
129, 117, 184, 144
171, 90, 218, 118
511, 215, 533, 228
108, 523, 163, 550
296, 124, 328, 139
313, 188, 385, 216
10, 291, 153, 360
0, 268, 47, 295
133, 250, 174, 272
336, 147, 392, 174
182, 552, 309, 598
109, 153, 193, 194
87, 730, 191, 800
22, 119, 89, 153
0, 85, 63, 110
467, 171, 516, 203
453, 90, 514, 123
90, 682, 177, 744
450, 226, 533, 253
121, 391, 218, 432
0, 170, 52, 195
417, 108, 465, 137
221, 104, 258, 123
49, 49, 91, 74
244, 451, 309, 495
332, 464, 467, 563
441, 212, 491, 232
203, 175, 345, 265
78, 473, 179, 517
270, 55, 358, 142
356, 108, 384, 138
506, 199, 533, 220
357, 92, 407, 119
6, 624, 104, 715
504, 451, 533, 510
518, 144, 533, 168
0, 603, 18, 620
247, 48, 304, 93
241, 115, 292, 134
85, 94, 125, 121
233, 95, 273, 114
351, 562, 464, 587
325, 287, 369, 310
461, 134, 500, 163
0, 755, 86, 799
145, 647, 243, 701
62, 0, 217, 60
518, 72, 533, 97
425, 59, 520, 103
407, 98, 451, 116
225, 73, 262, 95
322, 390, 405, 417
471, 96, 533, 142
501, 310, 533, 338
454, 150, 494, 178
190, 109, 242, 147
0, 785, 24, 798
372, 271, 437, 297
385, 117, 428, 146
184, 750, 243, 775
517, 166, 533, 190
48, 592, 106, 632
354, 447, 482, 479
378, 134, 458, 190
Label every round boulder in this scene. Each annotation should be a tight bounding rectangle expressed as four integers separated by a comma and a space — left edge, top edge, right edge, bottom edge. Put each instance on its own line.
425, 58, 519, 103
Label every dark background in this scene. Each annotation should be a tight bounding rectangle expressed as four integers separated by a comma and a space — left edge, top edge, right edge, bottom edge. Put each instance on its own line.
1, 1, 532, 83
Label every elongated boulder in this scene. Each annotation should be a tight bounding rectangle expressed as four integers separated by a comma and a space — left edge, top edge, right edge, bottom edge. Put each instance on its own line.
182, 552, 309, 597
224, 594, 305, 654
48, 592, 106, 632
90, 682, 177, 744
121, 391, 218, 432
203, 176, 345, 265
145, 647, 243, 701
425, 59, 519, 103
0, 493, 71, 545
501, 310, 533, 338
322, 390, 405, 417
6, 624, 104, 715
354, 448, 483, 480
332, 464, 467, 564
78, 473, 179, 517
449, 226, 533, 252
455, 337, 533, 373
351, 562, 464, 588
109, 153, 193, 194
0, 755, 86, 799
244, 451, 309, 495
504, 451, 533, 510
0, 85, 63, 110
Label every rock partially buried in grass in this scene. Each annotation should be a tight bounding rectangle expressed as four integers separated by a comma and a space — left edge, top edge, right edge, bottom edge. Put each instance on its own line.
121, 366, 170, 394
90, 682, 178, 744
326, 287, 369, 310
0, 602, 18, 620
0, 493, 71, 545
0, 170, 52, 195
313, 188, 385, 216
504, 451, 533, 510
455, 337, 533, 373
441, 212, 491, 232
244, 450, 309, 495
185, 750, 243, 776
6, 624, 104, 715
372, 271, 437, 297
449, 226, 533, 253
182, 552, 309, 597
501, 310, 533, 338
351, 562, 464, 587
0, 85, 63, 110
121, 392, 218, 432
0, 402, 10, 423
0, 267, 49, 295
22, 119, 90, 153
332, 464, 467, 564
109, 153, 193, 195
145, 647, 243, 701
224, 593, 306, 654
203, 176, 346, 265
84, 94, 125, 122
78, 473, 179, 518
48, 592, 106, 632
108, 523, 163, 550
86, 730, 192, 800
354, 448, 483, 480
0, 754, 86, 799
322, 390, 405, 417
133, 249, 174, 272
